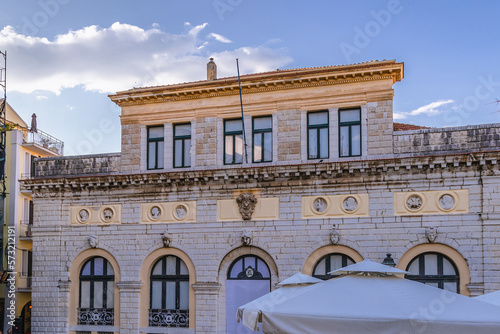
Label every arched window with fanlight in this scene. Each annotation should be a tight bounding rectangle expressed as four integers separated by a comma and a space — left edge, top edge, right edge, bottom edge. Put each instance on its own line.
149, 255, 189, 328
313, 253, 355, 280
405, 252, 459, 293
78, 256, 115, 325
226, 255, 271, 333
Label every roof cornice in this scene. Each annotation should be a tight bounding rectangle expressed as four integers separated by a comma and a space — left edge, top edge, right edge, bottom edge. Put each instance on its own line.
20, 150, 499, 196
109, 60, 404, 107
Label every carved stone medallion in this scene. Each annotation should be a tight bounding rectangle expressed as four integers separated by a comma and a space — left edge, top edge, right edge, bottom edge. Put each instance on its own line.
173, 204, 188, 220
438, 194, 455, 211
236, 193, 257, 220
406, 195, 423, 211
150, 206, 162, 220
101, 207, 114, 222
342, 196, 358, 212
78, 209, 90, 223
312, 197, 328, 214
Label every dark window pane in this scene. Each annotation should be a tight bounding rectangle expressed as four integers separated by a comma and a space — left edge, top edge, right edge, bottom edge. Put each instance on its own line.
339, 126, 349, 157
339, 109, 360, 123
308, 111, 328, 125
254, 117, 272, 130
174, 140, 183, 167
184, 139, 191, 167
263, 132, 272, 161
234, 134, 243, 163
148, 126, 164, 139
319, 127, 329, 158
351, 124, 361, 156
225, 119, 243, 132
309, 129, 318, 158
225, 135, 233, 164
148, 142, 157, 169
157, 141, 164, 168
253, 133, 262, 162
174, 124, 190, 136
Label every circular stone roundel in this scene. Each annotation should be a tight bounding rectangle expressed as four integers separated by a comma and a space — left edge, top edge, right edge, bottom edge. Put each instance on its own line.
78, 209, 90, 224
149, 206, 162, 220
438, 194, 456, 211
342, 196, 359, 213
173, 204, 188, 220
312, 197, 328, 214
406, 194, 423, 211
101, 207, 114, 223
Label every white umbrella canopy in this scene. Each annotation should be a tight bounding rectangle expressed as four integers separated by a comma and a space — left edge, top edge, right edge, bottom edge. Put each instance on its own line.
475, 290, 500, 306
240, 260, 500, 334
237, 273, 323, 331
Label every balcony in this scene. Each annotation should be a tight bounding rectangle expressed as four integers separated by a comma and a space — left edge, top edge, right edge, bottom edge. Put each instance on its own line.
149, 309, 189, 327
17, 272, 31, 292
22, 129, 64, 157
19, 220, 33, 241
78, 308, 114, 325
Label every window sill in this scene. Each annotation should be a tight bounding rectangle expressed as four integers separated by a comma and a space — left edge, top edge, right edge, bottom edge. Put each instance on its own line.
69, 325, 119, 332
139, 327, 194, 334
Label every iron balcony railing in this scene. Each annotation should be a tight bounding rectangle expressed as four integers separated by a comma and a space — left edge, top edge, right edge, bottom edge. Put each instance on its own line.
78, 308, 114, 326
149, 309, 189, 327
24, 129, 64, 155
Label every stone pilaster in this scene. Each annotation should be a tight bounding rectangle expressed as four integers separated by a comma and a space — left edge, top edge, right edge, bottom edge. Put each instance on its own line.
193, 282, 221, 334
117, 280, 143, 334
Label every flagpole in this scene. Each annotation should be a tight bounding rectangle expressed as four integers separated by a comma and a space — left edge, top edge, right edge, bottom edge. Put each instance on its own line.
236, 58, 248, 164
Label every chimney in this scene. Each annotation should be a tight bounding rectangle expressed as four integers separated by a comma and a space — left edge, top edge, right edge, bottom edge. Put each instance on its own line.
207, 58, 217, 80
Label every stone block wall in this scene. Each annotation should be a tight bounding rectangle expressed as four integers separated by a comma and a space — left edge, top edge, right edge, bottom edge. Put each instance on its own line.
34, 153, 121, 177
120, 123, 141, 172
277, 109, 301, 163
366, 100, 394, 158
393, 123, 500, 157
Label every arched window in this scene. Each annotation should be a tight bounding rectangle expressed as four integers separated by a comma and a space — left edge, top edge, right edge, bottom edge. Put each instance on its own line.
405, 252, 459, 293
226, 255, 271, 333
227, 255, 271, 280
149, 255, 189, 328
78, 256, 115, 325
313, 253, 355, 280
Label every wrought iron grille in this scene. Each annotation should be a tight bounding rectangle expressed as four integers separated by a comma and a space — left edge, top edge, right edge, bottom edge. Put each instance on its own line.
149, 309, 189, 327
78, 308, 114, 325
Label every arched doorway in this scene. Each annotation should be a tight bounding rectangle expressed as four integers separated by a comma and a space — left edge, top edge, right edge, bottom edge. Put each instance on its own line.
21, 301, 31, 334
226, 255, 271, 333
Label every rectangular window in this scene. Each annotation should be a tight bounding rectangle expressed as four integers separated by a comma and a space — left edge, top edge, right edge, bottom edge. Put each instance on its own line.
252, 116, 272, 163
339, 108, 361, 157
224, 119, 244, 165
147, 125, 164, 170
307, 111, 329, 159
173, 123, 191, 168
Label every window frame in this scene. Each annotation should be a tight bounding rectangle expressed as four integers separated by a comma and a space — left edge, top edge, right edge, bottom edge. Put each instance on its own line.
312, 253, 355, 280
147, 125, 165, 170
223, 118, 244, 165
173, 123, 192, 168
252, 116, 273, 163
149, 255, 190, 328
405, 252, 460, 293
78, 256, 115, 325
307, 110, 329, 160
338, 108, 362, 158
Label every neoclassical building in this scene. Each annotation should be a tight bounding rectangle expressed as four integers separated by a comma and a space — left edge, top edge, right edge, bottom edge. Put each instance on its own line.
22, 59, 500, 334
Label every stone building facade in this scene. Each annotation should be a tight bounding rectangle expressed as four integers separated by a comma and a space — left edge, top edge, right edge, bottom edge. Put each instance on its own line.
22, 60, 500, 334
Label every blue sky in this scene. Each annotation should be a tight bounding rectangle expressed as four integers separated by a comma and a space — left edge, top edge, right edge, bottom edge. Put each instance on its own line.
1, 0, 499, 155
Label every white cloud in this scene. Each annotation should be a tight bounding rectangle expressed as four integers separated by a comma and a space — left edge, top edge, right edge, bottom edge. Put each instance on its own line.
0, 22, 292, 94
396, 99, 455, 119
208, 32, 232, 43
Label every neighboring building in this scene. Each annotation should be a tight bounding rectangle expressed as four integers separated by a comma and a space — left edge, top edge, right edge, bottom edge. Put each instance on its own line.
0, 101, 64, 333
21, 60, 500, 334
